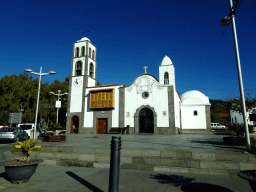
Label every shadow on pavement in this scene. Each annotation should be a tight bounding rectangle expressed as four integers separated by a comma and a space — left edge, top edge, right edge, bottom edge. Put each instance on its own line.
181, 183, 233, 192
0, 172, 11, 182
150, 173, 234, 192
149, 173, 195, 187
189, 140, 246, 152
212, 130, 230, 135
66, 171, 104, 192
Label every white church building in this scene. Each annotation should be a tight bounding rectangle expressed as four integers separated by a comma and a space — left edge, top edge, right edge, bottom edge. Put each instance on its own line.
66, 36, 211, 135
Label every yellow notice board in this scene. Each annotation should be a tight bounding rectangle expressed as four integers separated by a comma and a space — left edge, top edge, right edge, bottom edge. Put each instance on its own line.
89, 89, 115, 109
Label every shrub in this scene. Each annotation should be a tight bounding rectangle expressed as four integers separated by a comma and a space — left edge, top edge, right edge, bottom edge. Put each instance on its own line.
228, 123, 254, 137
48, 123, 62, 131
246, 140, 256, 157
10, 140, 42, 162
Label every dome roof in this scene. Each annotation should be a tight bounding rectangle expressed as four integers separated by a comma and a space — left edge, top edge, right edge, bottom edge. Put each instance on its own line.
161, 55, 173, 66
77, 37, 90, 42
181, 90, 210, 105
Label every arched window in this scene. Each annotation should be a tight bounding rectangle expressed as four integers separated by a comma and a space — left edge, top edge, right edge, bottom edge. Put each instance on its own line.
194, 110, 198, 116
76, 61, 82, 76
235, 117, 237, 123
81, 46, 85, 56
92, 50, 95, 60
164, 72, 169, 85
89, 48, 91, 58
232, 118, 233, 124
89, 63, 94, 78
76, 47, 79, 57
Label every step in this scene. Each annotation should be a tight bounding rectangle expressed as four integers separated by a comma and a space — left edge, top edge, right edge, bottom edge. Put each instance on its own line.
4, 147, 256, 172
37, 146, 254, 161
36, 160, 231, 176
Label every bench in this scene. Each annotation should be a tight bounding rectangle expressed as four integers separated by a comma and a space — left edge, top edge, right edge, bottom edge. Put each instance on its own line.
108, 125, 130, 134
43, 135, 66, 142
108, 128, 123, 134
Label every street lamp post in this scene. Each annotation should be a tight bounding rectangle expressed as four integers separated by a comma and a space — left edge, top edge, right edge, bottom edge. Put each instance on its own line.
221, 0, 250, 145
25, 67, 56, 139
49, 90, 68, 124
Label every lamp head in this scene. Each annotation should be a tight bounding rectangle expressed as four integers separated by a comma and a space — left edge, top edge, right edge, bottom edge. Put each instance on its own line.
49, 92, 54, 94
221, 16, 231, 26
25, 69, 33, 73
48, 71, 56, 74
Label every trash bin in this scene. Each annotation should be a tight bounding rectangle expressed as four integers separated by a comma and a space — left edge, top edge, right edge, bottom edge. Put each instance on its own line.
126, 125, 130, 134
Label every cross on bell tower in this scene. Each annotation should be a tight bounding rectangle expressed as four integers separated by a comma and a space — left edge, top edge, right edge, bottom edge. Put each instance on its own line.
144, 66, 148, 74
82, 28, 90, 37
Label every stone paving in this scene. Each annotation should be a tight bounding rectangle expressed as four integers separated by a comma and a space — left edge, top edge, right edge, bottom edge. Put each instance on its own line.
34, 130, 249, 154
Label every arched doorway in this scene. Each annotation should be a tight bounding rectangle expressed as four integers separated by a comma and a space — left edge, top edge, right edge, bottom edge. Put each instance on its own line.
70, 115, 79, 133
139, 108, 154, 133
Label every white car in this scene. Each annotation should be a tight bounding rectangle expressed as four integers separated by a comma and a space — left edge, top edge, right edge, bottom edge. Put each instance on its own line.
18, 123, 35, 139
211, 123, 226, 129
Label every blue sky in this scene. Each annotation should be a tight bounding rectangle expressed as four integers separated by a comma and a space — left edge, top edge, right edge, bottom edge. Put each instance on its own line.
1, 0, 255, 100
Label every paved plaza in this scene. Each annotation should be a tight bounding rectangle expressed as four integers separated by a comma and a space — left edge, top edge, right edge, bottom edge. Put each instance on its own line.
35, 130, 248, 153
1, 130, 256, 191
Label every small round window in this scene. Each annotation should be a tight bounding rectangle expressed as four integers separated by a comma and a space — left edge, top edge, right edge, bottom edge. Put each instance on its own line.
142, 91, 149, 99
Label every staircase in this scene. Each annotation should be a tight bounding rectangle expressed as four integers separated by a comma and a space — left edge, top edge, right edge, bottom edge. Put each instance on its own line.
5, 146, 256, 175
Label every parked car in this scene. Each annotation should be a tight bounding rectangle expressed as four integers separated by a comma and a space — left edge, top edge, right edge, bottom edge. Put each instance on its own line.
0, 126, 6, 130
0, 127, 29, 142
17, 123, 35, 139
211, 123, 226, 130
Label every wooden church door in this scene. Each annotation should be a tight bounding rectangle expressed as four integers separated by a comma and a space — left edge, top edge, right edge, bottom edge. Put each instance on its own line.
97, 118, 108, 134
139, 108, 154, 133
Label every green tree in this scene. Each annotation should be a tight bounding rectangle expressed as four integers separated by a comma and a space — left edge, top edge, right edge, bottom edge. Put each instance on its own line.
225, 90, 256, 114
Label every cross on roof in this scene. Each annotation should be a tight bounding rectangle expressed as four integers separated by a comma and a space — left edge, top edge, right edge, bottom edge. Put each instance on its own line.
82, 29, 90, 37
144, 66, 148, 73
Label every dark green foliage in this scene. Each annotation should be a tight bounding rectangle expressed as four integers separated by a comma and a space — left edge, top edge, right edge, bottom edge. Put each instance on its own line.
48, 123, 63, 131
246, 140, 256, 157
0, 73, 69, 128
0, 111, 9, 125
228, 123, 254, 137
224, 90, 256, 114
210, 99, 230, 125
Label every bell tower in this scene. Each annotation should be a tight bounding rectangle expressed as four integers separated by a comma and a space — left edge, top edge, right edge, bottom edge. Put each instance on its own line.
159, 55, 175, 86
71, 36, 97, 87
66, 35, 97, 134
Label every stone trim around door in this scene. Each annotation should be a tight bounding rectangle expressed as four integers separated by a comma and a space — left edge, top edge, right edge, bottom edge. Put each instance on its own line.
134, 105, 157, 134
70, 115, 80, 134
93, 110, 112, 134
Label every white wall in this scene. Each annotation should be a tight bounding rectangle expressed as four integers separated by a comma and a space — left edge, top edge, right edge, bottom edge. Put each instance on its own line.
181, 105, 206, 129
88, 77, 96, 87
124, 75, 169, 128
112, 86, 122, 127
70, 76, 83, 112
83, 90, 93, 127
230, 110, 255, 126
83, 85, 123, 128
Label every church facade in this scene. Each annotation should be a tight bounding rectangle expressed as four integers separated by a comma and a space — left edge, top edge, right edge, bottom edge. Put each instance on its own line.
66, 36, 211, 135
